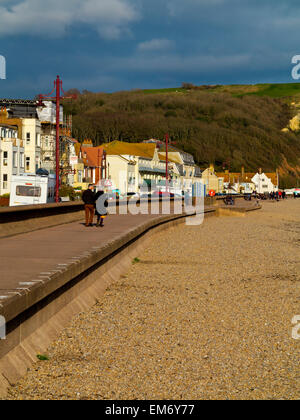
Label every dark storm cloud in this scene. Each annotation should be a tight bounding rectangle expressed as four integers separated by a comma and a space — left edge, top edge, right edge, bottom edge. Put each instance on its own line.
0, 0, 299, 97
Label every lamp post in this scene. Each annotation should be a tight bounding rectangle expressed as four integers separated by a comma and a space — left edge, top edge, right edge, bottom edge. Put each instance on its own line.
38, 76, 76, 203
164, 134, 176, 193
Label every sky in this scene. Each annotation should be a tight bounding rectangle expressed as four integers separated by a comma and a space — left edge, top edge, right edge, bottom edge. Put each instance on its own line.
0, 0, 300, 98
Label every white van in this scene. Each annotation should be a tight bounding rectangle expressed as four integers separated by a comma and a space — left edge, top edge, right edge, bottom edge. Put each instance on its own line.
9, 174, 56, 207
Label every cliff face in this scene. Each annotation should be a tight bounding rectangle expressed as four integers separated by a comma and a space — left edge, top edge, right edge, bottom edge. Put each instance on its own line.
288, 115, 300, 132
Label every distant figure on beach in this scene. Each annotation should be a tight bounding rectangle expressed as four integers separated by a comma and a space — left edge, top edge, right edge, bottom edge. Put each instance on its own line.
95, 190, 108, 228
82, 184, 96, 227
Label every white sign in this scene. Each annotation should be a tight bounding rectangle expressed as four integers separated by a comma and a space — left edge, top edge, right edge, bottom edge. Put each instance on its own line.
70, 156, 78, 166
97, 179, 112, 188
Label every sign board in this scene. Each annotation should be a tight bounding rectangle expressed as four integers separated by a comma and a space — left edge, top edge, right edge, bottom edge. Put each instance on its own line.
70, 156, 78, 166
97, 179, 113, 188
209, 189, 216, 197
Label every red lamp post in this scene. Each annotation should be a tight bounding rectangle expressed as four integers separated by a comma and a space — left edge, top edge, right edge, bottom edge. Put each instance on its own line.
164, 134, 176, 193
38, 76, 76, 203
155, 134, 176, 193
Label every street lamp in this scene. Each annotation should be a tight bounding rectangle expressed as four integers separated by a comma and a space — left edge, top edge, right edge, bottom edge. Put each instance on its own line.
38, 76, 76, 203
161, 133, 176, 193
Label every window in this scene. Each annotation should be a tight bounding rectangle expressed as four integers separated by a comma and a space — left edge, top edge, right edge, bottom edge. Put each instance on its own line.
3, 151, 8, 166
20, 153, 24, 168
26, 157, 30, 171
16, 185, 41, 197
13, 151, 17, 168
26, 133, 31, 144
3, 174, 8, 190
48, 187, 54, 199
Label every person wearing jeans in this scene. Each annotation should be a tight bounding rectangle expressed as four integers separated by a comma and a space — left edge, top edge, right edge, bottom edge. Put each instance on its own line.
82, 184, 96, 227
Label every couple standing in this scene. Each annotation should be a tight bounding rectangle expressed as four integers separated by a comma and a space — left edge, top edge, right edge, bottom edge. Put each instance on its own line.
82, 184, 108, 228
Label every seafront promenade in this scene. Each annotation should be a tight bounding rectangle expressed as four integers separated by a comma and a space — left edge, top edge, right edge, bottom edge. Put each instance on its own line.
4, 200, 300, 400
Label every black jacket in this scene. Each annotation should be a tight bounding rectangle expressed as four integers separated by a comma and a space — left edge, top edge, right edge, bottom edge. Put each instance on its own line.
82, 189, 95, 205
95, 191, 108, 216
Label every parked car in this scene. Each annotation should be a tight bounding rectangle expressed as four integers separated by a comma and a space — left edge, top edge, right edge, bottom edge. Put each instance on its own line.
106, 192, 125, 201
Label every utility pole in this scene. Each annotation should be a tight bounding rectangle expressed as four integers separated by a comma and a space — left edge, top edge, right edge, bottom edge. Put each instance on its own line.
38, 76, 76, 203
165, 133, 169, 193
103, 150, 107, 179
98, 148, 102, 186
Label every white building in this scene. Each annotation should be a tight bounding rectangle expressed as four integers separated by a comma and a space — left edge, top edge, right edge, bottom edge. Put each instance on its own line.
0, 124, 25, 195
22, 118, 41, 173
251, 171, 279, 194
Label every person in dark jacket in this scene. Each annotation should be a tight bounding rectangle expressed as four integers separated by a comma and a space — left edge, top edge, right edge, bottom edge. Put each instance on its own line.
82, 184, 96, 227
95, 190, 108, 227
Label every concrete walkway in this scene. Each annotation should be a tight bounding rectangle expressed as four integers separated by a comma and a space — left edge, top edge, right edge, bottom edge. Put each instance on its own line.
0, 200, 257, 306
0, 212, 173, 294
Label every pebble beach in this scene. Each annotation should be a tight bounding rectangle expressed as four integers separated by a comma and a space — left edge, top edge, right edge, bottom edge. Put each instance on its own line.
5, 200, 300, 400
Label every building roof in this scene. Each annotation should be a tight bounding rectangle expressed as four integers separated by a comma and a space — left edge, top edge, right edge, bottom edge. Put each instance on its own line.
101, 140, 156, 159
0, 99, 38, 105
158, 153, 180, 164
0, 100, 38, 119
158, 152, 183, 165
263, 173, 278, 186
216, 171, 278, 186
0, 123, 18, 130
216, 172, 247, 183
81, 146, 104, 168
157, 145, 195, 165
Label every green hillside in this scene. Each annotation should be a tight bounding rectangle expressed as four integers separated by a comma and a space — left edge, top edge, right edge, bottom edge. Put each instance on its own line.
63, 84, 300, 188
212, 83, 300, 100
136, 83, 300, 99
